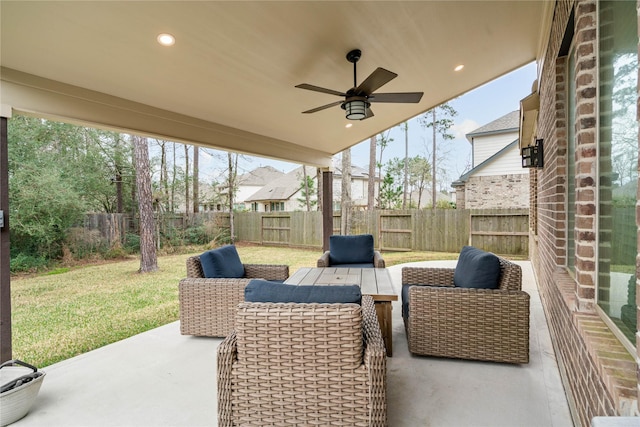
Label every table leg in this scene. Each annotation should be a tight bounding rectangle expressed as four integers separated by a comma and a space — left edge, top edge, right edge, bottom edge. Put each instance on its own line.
374, 301, 393, 357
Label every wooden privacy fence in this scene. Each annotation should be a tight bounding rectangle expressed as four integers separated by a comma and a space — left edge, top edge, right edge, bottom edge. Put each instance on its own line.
82, 209, 530, 256
468, 209, 529, 256
234, 209, 527, 256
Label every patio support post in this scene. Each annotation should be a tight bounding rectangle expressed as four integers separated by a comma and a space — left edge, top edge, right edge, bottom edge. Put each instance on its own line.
0, 115, 11, 362
321, 168, 333, 251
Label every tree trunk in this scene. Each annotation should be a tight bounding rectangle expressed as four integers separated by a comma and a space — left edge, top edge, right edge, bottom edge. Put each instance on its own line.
432, 109, 437, 209
368, 136, 376, 210
133, 135, 158, 273
184, 145, 190, 221
303, 167, 311, 211
403, 122, 409, 209
160, 141, 169, 212
316, 168, 323, 212
193, 145, 199, 214
227, 152, 236, 243
341, 149, 352, 235
171, 142, 177, 212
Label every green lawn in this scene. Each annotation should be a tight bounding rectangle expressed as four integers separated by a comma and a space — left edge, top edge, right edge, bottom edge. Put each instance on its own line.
10, 244, 458, 367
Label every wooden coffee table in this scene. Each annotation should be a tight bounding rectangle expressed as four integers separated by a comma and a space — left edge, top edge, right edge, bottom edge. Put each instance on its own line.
284, 267, 398, 356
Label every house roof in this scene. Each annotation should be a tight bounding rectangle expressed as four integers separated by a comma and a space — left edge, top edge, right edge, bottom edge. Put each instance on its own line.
452, 139, 519, 186
0, 2, 551, 167
466, 110, 520, 142
333, 164, 371, 179
238, 166, 284, 186
246, 165, 317, 202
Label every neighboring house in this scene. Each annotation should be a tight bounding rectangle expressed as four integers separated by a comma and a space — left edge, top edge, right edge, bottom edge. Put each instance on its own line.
200, 165, 285, 212
245, 165, 318, 212
246, 162, 379, 212
332, 162, 378, 210
451, 110, 529, 209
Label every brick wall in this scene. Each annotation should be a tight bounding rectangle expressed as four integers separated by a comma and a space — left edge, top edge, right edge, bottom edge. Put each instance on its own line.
463, 174, 530, 209
533, 0, 639, 425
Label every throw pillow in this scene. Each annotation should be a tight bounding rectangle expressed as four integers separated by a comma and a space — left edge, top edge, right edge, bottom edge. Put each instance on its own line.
244, 279, 362, 304
199, 245, 245, 278
453, 246, 501, 289
329, 234, 375, 265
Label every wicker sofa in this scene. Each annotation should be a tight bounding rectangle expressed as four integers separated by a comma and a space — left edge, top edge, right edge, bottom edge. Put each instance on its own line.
178, 255, 289, 337
401, 252, 530, 364
217, 295, 387, 426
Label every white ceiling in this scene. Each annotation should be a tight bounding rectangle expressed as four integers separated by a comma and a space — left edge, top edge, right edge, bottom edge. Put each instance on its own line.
0, 1, 548, 167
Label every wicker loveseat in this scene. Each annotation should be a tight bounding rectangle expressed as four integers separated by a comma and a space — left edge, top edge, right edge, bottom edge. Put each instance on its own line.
217, 295, 387, 426
178, 249, 289, 337
401, 247, 530, 364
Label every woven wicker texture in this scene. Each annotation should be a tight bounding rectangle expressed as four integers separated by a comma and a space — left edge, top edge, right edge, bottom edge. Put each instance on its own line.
179, 256, 289, 337
402, 257, 530, 364
217, 295, 387, 426
316, 251, 386, 268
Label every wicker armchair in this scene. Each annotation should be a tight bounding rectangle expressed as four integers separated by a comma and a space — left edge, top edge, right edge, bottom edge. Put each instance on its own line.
217, 295, 387, 426
178, 255, 289, 337
317, 234, 385, 268
401, 256, 530, 364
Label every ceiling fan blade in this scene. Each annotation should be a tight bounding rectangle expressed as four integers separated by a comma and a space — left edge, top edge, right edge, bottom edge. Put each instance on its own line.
355, 68, 397, 95
302, 100, 343, 114
295, 83, 345, 97
369, 92, 424, 103
363, 107, 375, 120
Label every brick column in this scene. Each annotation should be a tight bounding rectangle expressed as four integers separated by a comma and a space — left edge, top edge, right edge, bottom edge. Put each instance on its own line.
573, 0, 598, 312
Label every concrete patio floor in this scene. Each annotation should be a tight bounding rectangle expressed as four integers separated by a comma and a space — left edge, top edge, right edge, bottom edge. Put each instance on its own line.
12, 260, 573, 427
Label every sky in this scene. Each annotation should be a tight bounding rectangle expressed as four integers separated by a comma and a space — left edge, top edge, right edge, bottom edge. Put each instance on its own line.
197, 62, 537, 188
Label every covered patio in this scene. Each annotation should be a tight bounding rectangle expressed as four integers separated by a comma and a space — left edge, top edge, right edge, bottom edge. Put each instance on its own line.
11, 261, 572, 427
0, 2, 572, 425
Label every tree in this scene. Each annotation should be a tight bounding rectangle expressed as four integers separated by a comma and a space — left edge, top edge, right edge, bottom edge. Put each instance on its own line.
385, 155, 431, 208
132, 135, 158, 273
297, 168, 317, 211
418, 103, 457, 208
376, 131, 393, 197
402, 121, 409, 209
408, 156, 431, 208
377, 172, 402, 209
316, 168, 323, 212
341, 149, 352, 235
184, 145, 190, 219
193, 145, 199, 214
7, 116, 138, 260
227, 152, 238, 243
367, 135, 376, 210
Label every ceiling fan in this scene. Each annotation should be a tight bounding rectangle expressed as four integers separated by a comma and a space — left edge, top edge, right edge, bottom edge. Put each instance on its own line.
295, 49, 423, 121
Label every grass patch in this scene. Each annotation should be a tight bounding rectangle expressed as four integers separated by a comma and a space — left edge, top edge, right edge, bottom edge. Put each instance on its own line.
45, 267, 71, 275
11, 244, 458, 368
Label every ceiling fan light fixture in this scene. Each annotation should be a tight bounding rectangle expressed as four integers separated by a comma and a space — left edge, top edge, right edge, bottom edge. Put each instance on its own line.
344, 100, 368, 120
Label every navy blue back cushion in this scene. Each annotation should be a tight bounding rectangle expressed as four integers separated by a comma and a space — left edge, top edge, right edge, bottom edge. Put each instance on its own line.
200, 245, 245, 278
245, 279, 362, 304
329, 234, 374, 265
453, 246, 501, 289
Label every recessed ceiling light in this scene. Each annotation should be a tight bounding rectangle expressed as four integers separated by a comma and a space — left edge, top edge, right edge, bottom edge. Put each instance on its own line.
157, 33, 175, 46
454, 64, 464, 72
345, 123, 353, 128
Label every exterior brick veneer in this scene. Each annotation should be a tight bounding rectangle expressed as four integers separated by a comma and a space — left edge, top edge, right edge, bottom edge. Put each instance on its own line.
462, 174, 529, 209
532, 0, 640, 425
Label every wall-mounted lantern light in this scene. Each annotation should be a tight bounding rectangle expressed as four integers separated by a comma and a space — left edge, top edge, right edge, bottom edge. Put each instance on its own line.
522, 138, 544, 168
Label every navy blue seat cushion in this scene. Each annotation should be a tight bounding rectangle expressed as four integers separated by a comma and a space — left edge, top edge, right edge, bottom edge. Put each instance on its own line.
329, 234, 374, 266
244, 279, 362, 304
401, 284, 412, 319
453, 246, 501, 289
199, 245, 245, 278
